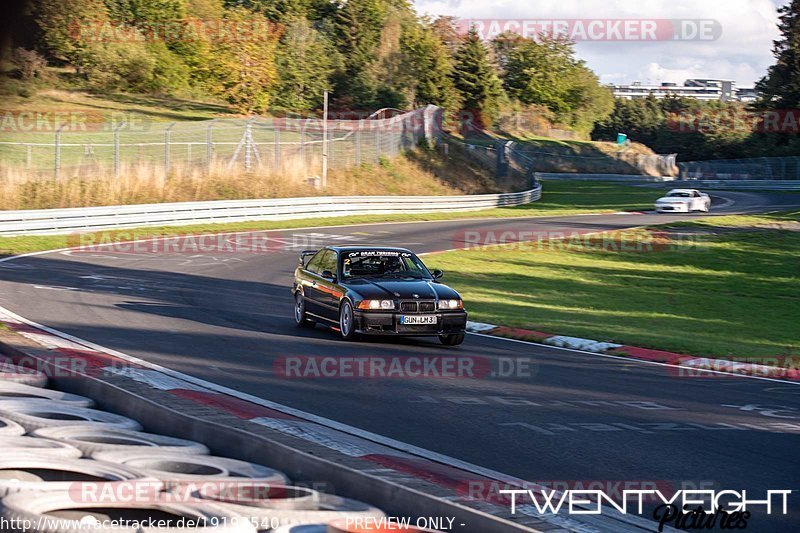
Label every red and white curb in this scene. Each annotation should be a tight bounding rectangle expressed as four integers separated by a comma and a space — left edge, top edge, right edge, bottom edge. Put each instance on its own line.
466, 321, 800, 382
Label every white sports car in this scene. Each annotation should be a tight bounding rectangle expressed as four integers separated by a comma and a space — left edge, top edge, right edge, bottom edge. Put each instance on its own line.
655, 189, 711, 213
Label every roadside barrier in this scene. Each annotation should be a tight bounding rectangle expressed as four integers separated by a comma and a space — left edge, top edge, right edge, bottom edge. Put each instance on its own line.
0, 436, 83, 458
92, 451, 291, 485
0, 359, 396, 533
0, 381, 95, 407
0, 455, 152, 496
32, 426, 210, 457
190, 487, 386, 531
0, 415, 25, 435
0, 400, 142, 432
0, 187, 542, 236
0, 358, 48, 387
0, 491, 256, 533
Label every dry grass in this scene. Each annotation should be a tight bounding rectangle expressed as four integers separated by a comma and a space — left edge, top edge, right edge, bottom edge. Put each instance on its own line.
0, 147, 512, 210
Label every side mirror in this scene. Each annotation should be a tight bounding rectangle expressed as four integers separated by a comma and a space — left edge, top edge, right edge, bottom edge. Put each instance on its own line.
321, 270, 336, 281
432, 269, 444, 280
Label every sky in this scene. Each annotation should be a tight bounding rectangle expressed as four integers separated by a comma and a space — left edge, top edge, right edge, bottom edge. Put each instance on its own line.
414, 0, 789, 87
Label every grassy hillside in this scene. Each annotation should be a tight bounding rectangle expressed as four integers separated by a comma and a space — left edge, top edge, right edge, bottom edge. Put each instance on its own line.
450, 128, 672, 176
428, 210, 800, 358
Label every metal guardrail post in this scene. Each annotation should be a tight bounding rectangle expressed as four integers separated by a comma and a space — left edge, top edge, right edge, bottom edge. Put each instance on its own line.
164, 123, 176, 176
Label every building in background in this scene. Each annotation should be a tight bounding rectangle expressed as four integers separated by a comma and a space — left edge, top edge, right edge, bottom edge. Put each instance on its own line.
610, 79, 756, 102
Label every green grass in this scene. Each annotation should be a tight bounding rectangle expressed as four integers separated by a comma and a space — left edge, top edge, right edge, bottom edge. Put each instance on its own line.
0, 87, 248, 169
427, 212, 800, 359
0, 181, 657, 257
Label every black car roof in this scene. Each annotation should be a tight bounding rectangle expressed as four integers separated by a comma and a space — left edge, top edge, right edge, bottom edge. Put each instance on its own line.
326, 245, 413, 253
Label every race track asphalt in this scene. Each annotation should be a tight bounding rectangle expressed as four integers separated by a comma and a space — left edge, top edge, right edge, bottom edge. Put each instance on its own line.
1, 189, 799, 531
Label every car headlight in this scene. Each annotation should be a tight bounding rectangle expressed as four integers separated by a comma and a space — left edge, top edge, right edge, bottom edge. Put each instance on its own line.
438, 299, 463, 310
357, 300, 395, 310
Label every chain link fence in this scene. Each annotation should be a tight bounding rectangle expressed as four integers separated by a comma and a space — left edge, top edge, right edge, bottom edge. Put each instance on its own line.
679, 157, 800, 180
0, 106, 442, 182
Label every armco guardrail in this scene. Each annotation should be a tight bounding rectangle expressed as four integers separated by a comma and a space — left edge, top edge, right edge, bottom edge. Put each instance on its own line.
671, 179, 800, 190
0, 186, 541, 236
535, 172, 674, 182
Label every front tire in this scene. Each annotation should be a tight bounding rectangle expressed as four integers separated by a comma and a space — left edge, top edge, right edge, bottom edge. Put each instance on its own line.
439, 333, 465, 346
339, 300, 358, 340
294, 292, 315, 328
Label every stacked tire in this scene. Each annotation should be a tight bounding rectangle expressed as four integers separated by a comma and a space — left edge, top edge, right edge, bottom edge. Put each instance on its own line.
187, 483, 385, 532
0, 353, 391, 532
0, 356, 47, 388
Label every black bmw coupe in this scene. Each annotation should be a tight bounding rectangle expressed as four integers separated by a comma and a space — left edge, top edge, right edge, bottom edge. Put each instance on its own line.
292, 246, 468, 345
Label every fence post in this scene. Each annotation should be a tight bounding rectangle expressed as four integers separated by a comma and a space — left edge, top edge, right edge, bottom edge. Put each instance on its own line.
274, 127, 281, 170
26, 144, 31, 169
300, 125, 306, 170
355, 129, 362, 165
244, 119, 253, 172
494, 140, 509, 178
206, 120, 216, 172
54, 125, 65, 180
164, 123, 175, 176
113, 122, 126, 178
375, 129, 381, 163
322, 91, 329, 188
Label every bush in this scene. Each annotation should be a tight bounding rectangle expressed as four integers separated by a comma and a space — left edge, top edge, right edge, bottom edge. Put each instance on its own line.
11, 49, 48, 81
80, 42, 157, 92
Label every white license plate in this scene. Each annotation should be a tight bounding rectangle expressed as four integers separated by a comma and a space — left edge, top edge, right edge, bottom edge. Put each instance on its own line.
400, 315, 437, 325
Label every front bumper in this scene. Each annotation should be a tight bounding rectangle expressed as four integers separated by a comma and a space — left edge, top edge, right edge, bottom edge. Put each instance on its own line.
655, 203, 689, 212
354, 310, 468, 336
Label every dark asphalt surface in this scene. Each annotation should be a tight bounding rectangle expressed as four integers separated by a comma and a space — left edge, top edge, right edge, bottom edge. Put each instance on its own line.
1, 190, 799, 531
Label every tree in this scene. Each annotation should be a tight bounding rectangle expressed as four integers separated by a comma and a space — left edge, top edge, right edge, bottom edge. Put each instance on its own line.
501, 34, 611, 132
225, 0, 323, 22
450, 28, 504, 129
503, 35, 575, 113
205, 7, 279, 113
33, 0, 110, 63
755, 0, 800, 109
273, 17, 340, 111
330, 0, 387, 108
400, 19, 460, 110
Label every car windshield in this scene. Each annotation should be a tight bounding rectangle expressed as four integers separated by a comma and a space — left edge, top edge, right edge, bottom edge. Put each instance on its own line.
667, 191, 692, 197
341, 250, 432, 280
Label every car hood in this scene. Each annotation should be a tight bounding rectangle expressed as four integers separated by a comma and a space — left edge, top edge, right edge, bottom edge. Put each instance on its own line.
656, 196, 690, 203
346, 278, 460, 300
